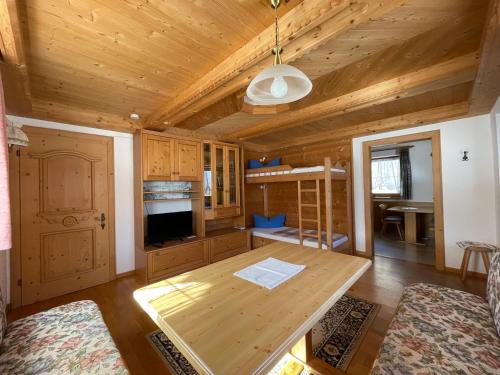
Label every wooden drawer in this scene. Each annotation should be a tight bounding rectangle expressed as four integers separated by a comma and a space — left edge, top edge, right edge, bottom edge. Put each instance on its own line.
215, 206, 240, 219
209, 231, 248, 263
252, 236, 276, 250
147, 241, 208, 282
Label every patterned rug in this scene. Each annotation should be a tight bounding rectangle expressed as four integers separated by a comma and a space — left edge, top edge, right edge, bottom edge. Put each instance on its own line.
147, 294, 380, 374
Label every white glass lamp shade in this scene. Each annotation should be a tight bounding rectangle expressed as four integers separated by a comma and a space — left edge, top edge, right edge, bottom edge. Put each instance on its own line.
246, 64, 312, 105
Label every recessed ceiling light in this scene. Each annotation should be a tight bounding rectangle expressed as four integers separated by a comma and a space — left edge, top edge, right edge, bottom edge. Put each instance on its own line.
163, 120, 170, 125
129, 112, 140, 120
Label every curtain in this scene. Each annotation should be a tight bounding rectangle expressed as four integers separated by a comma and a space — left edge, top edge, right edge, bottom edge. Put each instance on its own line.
0, 73, 11, 251
400, 149, 412, 200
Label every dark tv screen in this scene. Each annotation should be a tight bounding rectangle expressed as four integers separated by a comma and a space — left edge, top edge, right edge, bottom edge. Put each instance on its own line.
147, 211, 193, 244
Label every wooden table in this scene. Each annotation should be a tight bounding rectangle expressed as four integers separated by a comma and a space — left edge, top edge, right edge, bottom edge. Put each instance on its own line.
387, 205, 434, 244
134, 242, 371, 375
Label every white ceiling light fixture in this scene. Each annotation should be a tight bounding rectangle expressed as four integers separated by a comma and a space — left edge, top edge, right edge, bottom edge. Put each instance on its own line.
129, 112, 140, 120
246, 0, 312, 106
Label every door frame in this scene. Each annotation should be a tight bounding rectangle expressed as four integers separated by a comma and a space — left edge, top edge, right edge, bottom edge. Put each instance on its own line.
9, 126, 116, 308
362, 130, 445, 271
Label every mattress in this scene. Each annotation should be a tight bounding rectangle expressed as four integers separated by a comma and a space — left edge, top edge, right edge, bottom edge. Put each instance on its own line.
251, 226, 348, 250
245, 166, 345, 178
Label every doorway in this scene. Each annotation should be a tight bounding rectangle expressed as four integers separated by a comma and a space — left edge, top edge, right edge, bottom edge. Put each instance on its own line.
10, 126, 116, 306
362, 131, 445, 270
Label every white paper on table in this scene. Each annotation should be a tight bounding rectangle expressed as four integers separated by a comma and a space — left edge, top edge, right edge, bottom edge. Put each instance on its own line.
234, 257, 306, 289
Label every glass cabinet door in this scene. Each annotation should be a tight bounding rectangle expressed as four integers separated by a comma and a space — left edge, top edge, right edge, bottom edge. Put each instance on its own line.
214, 145, 225, 207
227, 147, 239, 206
203, 143, 212, 209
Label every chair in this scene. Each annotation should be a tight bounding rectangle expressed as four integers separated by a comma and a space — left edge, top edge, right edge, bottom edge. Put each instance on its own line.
379, 203, 404, 240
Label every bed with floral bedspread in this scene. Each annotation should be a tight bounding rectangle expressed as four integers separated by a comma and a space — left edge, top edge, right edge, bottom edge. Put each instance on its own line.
372, 253, 500, 374
0, 298, 129, 375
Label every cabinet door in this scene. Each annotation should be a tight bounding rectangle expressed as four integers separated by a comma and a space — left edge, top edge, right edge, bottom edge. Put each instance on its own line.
225, 146, 240, 207
176, 139, 201, 181
209, 231, 248, 263
143, 135, 175, 181
213, 144, 225, 208
147, 241, 208, 282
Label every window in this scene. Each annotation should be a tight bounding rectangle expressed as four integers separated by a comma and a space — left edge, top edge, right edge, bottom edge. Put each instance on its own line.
372, 157, 400, 194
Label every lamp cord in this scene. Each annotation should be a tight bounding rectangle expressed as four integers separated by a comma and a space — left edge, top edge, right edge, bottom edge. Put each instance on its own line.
273, 4, 282, 65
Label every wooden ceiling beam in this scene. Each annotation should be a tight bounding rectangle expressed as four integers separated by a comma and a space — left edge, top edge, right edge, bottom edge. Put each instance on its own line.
228, 53, 479, 140
145, 0, 406, 129
267, 102, 470, 150
0, 0, 31, 115
470, 0, 500, 114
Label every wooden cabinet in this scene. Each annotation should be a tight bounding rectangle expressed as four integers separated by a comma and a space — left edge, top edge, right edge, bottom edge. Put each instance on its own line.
147, 240, 208, 282
143, 134, 175, 180
208, 230, 249, 263
204, 141, 241, 219
252, 236, 277, 250
143, 133, 201, 181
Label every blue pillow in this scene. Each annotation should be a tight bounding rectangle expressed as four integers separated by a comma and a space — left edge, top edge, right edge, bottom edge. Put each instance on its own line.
253, 213, 286, 228
266, 157, 281, 167
248, 159, 264, 169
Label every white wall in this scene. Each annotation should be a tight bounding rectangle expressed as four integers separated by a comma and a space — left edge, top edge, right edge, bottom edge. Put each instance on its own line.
409, 140, 433, 202
7, 115, 136, 276
353, 114, 498, 273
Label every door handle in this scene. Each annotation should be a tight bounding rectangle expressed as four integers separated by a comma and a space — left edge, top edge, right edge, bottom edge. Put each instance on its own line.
98, 213, 106, 229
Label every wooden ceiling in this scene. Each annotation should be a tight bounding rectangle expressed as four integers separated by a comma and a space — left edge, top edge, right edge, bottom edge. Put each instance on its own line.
1, 0, 499, 150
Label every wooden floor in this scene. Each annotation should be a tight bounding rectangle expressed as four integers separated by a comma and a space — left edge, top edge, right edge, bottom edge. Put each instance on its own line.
8, 256, 486, 375
374, 232, 436, 266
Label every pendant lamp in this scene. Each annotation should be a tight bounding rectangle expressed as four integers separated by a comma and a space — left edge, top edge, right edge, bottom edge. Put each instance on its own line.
246, 0, 312, 105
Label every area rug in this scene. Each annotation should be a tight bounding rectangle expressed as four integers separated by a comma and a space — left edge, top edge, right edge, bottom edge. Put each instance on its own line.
147, 294, 380, 374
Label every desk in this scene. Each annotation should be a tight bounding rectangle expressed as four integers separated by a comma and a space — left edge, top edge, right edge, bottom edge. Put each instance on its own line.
134, 242, 371, 374
387, 206, 434, 244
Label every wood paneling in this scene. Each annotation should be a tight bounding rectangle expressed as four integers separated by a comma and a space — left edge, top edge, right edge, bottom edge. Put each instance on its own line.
2, 0, 495, 148
229, 53, 479, 140
148, 0, 406, 129
470, 0, 500, 114
244, 144, 352, 236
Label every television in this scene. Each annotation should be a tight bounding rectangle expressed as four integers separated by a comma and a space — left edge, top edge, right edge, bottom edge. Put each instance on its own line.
147, 211, 193, 244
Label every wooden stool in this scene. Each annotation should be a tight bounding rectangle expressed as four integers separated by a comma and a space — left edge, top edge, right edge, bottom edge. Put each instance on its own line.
459, 245, 493, 281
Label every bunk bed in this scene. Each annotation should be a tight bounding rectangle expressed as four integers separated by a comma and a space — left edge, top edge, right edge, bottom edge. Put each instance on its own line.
245, 157, 353, 253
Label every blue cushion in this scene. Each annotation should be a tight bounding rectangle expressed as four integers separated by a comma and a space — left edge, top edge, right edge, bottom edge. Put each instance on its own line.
248, 159, 264, 169
266, 157, 281, 167
253, 213, 286, 228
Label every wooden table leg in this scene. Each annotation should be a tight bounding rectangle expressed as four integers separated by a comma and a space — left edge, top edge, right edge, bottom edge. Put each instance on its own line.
290, 330, 313, 363
461, 249, 471, 281
404, 212, 417, 243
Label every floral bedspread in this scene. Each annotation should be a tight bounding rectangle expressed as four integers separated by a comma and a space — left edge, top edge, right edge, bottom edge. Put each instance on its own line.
371, 283, 500, 374
0, 300, 128, 374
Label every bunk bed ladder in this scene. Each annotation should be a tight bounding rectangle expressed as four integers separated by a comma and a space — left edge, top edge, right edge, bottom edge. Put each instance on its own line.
298, 179, 322, 249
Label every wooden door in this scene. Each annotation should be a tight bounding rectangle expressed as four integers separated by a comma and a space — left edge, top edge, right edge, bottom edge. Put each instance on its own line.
19, 127, 115, 305
143, 134, 175, 181
176, 139, 201, 181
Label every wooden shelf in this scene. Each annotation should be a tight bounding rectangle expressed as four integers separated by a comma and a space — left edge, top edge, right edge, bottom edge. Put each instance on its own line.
144, 236, 203, 252
144, 197, 201, 203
